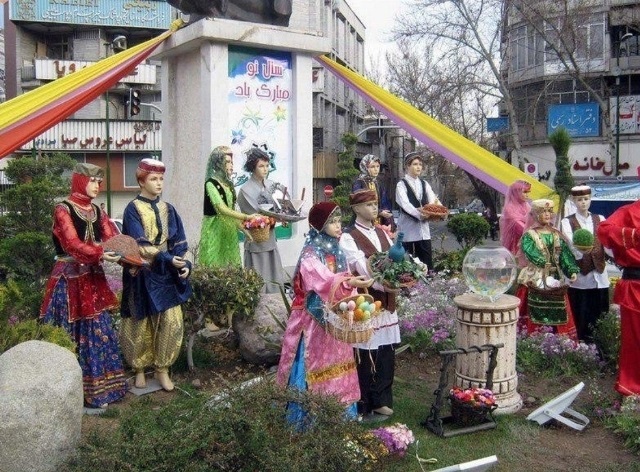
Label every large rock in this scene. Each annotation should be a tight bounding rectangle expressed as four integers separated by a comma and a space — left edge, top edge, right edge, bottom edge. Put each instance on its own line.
0, 340, 83, 472
233, 292, 288, 365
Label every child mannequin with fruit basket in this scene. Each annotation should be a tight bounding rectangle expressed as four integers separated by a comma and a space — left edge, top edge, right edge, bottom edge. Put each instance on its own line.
340, 190, 401, 420
276, 202, 373, 429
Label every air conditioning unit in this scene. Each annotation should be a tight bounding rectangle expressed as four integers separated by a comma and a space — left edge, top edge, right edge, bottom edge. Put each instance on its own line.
524, 162, 539, 178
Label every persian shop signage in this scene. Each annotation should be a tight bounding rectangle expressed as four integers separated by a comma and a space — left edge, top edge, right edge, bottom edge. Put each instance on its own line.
10, 0, 172, 29
547, 103, 600, 138
35, 59, 156, 83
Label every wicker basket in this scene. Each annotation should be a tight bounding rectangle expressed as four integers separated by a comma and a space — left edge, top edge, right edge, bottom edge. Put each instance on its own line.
248, 226, 269, 243
325, 286, 376, 344
421, 203, 448, 221
449, 395, 497, 427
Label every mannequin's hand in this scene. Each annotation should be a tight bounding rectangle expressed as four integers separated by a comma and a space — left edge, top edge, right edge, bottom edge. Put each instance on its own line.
570, 273, 578, 282
178, 267, 190, 279
172, 256, 187, 269
102, 251, 121, 263
243, 229, 254, 243
348, 275, 374, 289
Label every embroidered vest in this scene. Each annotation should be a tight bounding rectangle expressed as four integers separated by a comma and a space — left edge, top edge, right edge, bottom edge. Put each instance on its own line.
53, 201, 102, 256
203, 178, 234, 216
400, 178, 428, 221
345, 225, 396, 312
568, 214, 606, 274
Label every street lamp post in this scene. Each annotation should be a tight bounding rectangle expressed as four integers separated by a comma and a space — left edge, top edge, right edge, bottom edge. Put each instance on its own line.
103, 36, 127, 216
613, 31, 633, 177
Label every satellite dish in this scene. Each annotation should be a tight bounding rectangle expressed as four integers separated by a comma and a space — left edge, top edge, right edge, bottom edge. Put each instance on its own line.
431, 455, 499, 472
526, 382, 589, 431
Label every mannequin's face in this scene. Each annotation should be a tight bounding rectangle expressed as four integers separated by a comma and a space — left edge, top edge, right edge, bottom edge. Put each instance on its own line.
85, 177, 102, 199
140, 172, 164, 198
224, 155, 234, 177
367, 161, 380, 178
323, 215, 342, 238
406, 158, 423, 178
354, 201, 378, 223
253, 159, 270, 181
537, 208, 553, 226
573, 194, 591, 214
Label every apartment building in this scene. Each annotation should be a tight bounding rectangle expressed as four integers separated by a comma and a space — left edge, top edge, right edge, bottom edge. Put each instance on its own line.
502, 0, 640, 212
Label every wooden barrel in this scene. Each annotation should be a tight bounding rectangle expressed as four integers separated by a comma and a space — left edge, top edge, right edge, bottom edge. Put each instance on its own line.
454, 293, 523, 414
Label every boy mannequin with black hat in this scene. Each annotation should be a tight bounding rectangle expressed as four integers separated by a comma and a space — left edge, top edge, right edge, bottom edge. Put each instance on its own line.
340, 189, 401, 419
560, 184, 611, 343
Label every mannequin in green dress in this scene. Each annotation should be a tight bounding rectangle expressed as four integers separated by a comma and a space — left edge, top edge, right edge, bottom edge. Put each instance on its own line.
199, 146, 258, 267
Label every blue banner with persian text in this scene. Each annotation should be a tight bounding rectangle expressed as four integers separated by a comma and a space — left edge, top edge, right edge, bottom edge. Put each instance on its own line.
547, 103, 600, 138
9, 0, 172, 29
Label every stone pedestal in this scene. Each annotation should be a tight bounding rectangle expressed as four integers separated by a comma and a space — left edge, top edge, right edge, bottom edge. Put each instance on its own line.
453, 293, 522, 414
152, 19, 331, 269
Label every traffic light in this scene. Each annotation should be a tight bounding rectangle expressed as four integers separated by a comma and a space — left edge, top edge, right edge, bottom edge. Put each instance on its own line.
128, 88, 141, 117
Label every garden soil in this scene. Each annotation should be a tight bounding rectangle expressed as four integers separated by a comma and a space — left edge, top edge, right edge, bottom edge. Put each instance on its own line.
81, 333, 639, 471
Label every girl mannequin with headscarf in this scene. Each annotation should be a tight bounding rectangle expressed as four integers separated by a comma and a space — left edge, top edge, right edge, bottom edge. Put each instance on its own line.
237, 147, 286, 293
40, 163, 127, 408
516, 199, 579, 340
276, 202, 373, 429
499, 180, 532, 259
199, 145, 258, 267
352, 154, 393, 227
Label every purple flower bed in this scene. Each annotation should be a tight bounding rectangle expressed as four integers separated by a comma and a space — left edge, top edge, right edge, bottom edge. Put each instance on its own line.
397, 272, 468, 351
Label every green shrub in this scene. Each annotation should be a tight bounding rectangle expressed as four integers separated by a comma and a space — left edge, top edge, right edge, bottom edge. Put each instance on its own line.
432, 248, 468, 273
606, 396, 640, 454
446, 213, 489, 249
0, 232, 55, 283
182, 265, 263, 370
0, 319, 75, 354
0, 279, 45, 323
65, 379, 381, 471
184, 265, 264, 329
592, 309, 621, 369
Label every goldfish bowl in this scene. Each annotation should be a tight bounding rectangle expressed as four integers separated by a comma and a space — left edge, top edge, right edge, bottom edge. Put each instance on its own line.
462, 244, 517, 302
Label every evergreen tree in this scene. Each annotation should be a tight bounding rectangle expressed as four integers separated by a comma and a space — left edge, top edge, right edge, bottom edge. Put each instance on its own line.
0, 153, 75, 285
332, 133, 359, 225
549, 128, 574, 220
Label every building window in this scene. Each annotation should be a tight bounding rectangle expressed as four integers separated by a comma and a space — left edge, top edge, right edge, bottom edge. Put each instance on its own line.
545, 13, 605, 62
42, 34, 72, 60
511, 24, 544, 71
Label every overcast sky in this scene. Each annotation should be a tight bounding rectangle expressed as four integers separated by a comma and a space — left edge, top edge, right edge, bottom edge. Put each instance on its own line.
347, 0, 406, 68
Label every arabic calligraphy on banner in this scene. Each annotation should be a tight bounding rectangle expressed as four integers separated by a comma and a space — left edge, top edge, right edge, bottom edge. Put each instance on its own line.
547, 103, 600, 137
227, 46, 293, 193
609, 95, 640, 135
9, 0, 172, 29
